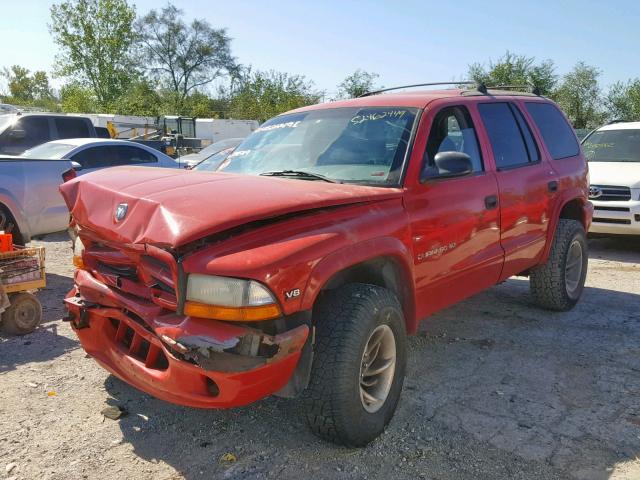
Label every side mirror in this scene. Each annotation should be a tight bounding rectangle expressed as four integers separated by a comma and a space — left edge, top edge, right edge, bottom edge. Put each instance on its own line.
421, 151, 473, 182
71, 161, 83, 171
8, 129, 26, 140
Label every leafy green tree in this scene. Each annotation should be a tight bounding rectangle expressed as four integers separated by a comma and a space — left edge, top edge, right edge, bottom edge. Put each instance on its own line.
337, 70, 380, 98
112, 80, 162, 116
49, 0, 138, 106
554, 62, 604, 129
226, 69, 320, 122
1, 65, 53, 102
605, 79, 640, 121
468, 51, 557, 95
136, 5, 237, 107
60, 83, 98, 113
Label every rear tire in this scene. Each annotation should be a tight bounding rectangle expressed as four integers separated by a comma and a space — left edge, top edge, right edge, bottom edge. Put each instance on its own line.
0, 206, 24, 246
302, 283, 407, 446
1, 292, 42, 335
530, 219, 588, 311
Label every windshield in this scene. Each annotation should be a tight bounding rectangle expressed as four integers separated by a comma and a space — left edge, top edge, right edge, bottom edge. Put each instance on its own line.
218, 107, 418, 185
21, 142, 75, 159
198, 138, 243, 157
582, 129, 640, 162
193, 147, 235, 171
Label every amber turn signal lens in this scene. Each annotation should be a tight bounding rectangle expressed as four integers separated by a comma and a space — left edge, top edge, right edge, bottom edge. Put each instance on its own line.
184, 301, 281, 322
73, 255, 84, 269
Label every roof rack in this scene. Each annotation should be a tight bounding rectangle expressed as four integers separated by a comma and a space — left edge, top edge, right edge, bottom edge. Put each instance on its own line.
360, 81, 540, 97
482, 84, 541, 95
359, 81, 478, 97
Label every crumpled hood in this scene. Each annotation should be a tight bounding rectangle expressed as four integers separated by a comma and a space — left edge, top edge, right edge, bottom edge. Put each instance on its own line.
588, 162, 640, 189
60, 167, 403, 248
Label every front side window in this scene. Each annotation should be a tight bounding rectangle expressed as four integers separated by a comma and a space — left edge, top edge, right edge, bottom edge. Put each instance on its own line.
218, 107, 418, 186
478, 103, 535, 169
0, 116, 51, 153
582, 129, 640, 162
422, 106, 483, 178
525, 102, 579, 160
72, 147, 114, 169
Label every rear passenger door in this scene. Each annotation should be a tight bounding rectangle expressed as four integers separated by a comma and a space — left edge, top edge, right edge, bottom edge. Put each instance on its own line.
477, 102, 556, 279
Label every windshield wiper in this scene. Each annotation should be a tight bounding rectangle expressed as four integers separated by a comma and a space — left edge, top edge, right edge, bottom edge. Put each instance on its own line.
259, 170, 339, 183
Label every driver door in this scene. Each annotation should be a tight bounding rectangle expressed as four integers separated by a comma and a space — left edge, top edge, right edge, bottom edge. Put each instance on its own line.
404, 104, 504, 319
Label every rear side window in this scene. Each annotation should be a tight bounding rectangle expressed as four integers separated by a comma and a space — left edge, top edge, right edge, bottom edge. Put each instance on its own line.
478, 103, 538, 169
112, 146, 157, 165
55, 117, 91, 139
18, 116, 52, 147
525, 103, 579, 159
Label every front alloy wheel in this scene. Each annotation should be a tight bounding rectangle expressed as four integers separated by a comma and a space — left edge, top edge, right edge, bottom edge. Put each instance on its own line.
303, 283, 407, 446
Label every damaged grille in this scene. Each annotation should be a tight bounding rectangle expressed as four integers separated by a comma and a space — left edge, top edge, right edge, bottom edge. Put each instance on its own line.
109, 318, 169, 370
83, 244, 177, 310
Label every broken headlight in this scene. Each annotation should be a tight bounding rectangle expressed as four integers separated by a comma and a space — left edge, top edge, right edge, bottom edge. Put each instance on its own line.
184, 274, 281, 321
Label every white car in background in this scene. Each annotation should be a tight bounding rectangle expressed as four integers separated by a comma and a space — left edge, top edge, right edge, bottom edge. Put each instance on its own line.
21, 138, 181, 174
582, 121, 640, 235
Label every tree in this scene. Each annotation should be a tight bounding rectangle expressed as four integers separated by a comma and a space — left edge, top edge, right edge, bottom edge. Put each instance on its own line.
1, 65, 53, 102
226, 69, 320, 122
605, 79, 640, 122
112, 79, 162, 116
49, 0, 138, 106
554, 62, 604, 129
60, 82, 98, 113
468, 51, 557, 95
337, 70, 380, 98
136, 5, 237, 107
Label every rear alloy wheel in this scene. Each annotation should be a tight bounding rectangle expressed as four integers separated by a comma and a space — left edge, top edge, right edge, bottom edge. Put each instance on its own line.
530, 219, 588, 311
302, 283, 406, 446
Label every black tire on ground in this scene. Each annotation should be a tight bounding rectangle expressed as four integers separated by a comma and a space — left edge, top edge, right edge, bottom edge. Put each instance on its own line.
0, 206, 25, 246
530, 219, 588, 311
302, 283, 407, 446
1, 292, 43, 335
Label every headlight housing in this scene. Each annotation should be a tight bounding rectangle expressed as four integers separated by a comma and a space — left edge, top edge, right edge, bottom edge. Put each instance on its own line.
184, 274, 281, 321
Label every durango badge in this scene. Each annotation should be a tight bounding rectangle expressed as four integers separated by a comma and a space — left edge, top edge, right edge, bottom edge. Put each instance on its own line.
114, 203, 128, 222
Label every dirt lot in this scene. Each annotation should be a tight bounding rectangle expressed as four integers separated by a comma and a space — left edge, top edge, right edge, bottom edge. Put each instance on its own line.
1, 232, 639, 480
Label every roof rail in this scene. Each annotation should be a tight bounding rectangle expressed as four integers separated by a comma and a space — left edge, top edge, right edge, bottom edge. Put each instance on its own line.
484, 84, 542, 95
359, 81, 478, 97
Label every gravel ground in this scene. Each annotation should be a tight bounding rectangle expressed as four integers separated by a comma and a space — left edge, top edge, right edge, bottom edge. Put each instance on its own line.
1, 232, 639, 480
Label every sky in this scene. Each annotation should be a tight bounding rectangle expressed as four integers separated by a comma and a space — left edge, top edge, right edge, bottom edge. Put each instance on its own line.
0, 0, 638, 96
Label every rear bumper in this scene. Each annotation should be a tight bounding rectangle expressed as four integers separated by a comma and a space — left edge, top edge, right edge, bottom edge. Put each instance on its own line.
589, 198, 640, 235
64, 271, 309, 409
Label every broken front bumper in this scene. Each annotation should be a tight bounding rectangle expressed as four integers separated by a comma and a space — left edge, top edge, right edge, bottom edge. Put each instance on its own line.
64, 270, 309, 409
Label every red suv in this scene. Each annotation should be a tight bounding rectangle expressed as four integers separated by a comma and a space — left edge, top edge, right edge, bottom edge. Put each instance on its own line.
61, 85, 592, 446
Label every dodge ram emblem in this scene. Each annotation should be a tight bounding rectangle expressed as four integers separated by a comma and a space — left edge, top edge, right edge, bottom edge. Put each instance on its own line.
115, 203, 128, 222
588, 186, 602, 199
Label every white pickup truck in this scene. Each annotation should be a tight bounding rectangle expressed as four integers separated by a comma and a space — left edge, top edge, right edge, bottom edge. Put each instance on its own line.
0, 157, 77, 244
582, 121, 640, 235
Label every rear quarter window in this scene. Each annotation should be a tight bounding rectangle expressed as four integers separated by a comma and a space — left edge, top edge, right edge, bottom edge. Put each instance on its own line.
525, 103, 579, 160
55, 117, 91, 139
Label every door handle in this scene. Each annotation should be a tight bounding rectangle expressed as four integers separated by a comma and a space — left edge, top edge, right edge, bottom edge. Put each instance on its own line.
548, 180, 558, 193
484, 195, 498, 210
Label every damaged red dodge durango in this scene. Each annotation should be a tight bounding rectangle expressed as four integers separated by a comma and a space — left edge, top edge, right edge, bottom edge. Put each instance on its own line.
61, 85, 593, 446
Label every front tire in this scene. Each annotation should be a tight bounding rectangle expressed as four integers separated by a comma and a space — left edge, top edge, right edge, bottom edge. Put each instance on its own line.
302, 283, 407, 446
530, 219, 588, 311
